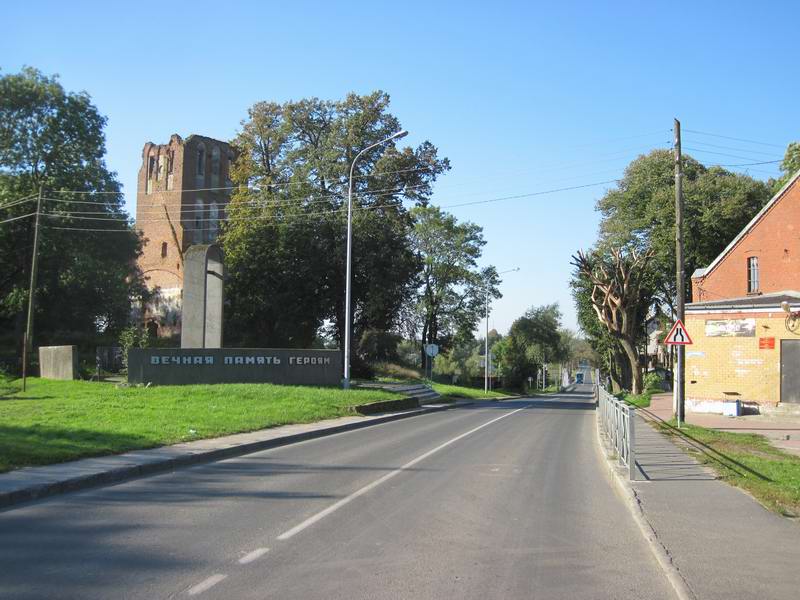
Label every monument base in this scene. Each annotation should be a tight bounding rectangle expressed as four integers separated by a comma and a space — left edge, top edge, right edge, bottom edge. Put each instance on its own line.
128, 348, 342, 386
39, 346, 79, 380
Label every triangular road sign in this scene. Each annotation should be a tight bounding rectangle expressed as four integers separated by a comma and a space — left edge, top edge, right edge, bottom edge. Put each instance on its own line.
664, 319, 693, 345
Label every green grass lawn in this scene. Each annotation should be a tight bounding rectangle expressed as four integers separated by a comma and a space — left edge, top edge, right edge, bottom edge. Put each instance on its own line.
620, 384, 667, 408
622, 391, 653, 408
429, 383, 511, 401
0, 377, 399, 473
654, 420, 800, 517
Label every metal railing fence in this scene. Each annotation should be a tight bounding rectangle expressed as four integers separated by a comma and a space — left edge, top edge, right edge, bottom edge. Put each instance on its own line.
596, 384, 637, 480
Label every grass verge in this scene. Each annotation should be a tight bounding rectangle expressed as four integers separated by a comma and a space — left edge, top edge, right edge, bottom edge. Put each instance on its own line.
620, 384, 666, 408
654, 420, 800, 517
0, 377, 400, 473
430, 383, 511, 401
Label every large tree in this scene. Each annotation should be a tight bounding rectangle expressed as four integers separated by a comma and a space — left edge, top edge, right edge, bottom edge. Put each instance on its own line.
410, 205, 499, 366
572, 248, 653, 395
494, 303, 566, 389
222, 92, 449, 356
0, 68, 145, 358
772, 142, 800, 193
596, 149, 771, 311
574, 150, 772, 392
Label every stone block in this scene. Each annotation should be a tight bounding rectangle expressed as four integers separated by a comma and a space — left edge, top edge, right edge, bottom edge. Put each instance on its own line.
38, 346, 79, 380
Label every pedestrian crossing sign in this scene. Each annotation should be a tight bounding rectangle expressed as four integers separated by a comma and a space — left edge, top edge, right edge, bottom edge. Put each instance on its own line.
664, 319, 693, 345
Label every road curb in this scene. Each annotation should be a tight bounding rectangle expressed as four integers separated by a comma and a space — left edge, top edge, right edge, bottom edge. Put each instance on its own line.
0, 402, 471, 511
593, 413, 697, 600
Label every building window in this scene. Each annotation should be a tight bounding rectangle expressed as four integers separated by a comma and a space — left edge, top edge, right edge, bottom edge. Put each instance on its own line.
146, 154, 156, 194
194, 199, 204, 243
211, 146, 220, 187
157, 154, 165, 181
747, 256, 759, 293
161, 241, 168, 258
211, 146, 220, 175
208, 202, 219, 241
166, 150, 174, 191
197, 145, 206, 177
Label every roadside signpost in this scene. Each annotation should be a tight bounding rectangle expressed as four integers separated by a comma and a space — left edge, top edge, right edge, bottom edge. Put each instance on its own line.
664, 319, 693, 346
665, 318, 692, 428
424, 344, 439, 379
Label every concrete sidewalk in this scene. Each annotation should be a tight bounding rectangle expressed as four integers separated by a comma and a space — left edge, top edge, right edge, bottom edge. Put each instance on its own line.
648, 392, 800, 456
0, 400, 469, 510
627, 410, 800, 600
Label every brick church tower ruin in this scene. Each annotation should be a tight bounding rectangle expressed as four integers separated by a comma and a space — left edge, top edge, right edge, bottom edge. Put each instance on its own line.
135, 134, 234, 337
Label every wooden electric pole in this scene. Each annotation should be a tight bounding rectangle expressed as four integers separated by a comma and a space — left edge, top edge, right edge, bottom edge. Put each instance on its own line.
674, 119, 685, 427
21, 186, 43, 392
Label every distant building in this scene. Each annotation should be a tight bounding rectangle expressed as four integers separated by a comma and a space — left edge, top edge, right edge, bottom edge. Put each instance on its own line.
686, 171, 800, 413
135, 134, 235, 337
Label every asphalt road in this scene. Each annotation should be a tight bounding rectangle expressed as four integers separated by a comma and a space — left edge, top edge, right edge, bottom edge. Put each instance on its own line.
0, 387, 674, 599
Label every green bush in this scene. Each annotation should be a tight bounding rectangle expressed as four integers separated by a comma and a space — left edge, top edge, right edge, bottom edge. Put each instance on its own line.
118, 326, 150, 371
358, 329, 400, 363
644, 372, 662, 392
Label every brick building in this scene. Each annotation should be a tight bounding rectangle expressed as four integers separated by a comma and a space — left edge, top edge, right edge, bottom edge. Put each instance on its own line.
135, 134, 234, 337
686, 170, 800, 413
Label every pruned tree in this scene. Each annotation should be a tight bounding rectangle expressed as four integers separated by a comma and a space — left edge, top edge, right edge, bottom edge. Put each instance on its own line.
571, 247, 653, 394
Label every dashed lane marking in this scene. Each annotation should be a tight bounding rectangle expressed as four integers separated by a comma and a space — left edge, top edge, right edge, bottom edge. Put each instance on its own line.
238, 547, 270, 565
187, 573, 227, 596
276, 404, 531, 541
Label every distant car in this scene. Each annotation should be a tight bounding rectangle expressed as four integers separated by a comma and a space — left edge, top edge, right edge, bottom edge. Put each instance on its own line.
575, 373, 584, 384
647, 367, 673, 391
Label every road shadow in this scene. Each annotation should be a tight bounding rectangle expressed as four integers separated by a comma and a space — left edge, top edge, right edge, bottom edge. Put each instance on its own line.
634, 408, 773, 483
0, 424, 158, 474
460, 396, 596, 411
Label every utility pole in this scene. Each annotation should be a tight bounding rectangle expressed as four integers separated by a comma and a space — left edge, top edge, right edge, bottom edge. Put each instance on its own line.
484, 289, 489, 394
21, 186, 43, 392
674, 119, 685, 427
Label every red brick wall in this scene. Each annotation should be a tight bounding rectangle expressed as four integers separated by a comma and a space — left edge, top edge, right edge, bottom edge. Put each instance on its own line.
135, 134, 234, 293
692, 176, 800, 302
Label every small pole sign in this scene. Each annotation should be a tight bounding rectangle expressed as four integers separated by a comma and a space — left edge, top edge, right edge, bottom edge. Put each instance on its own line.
664, 319, 693, 345
424, 344, 439, 357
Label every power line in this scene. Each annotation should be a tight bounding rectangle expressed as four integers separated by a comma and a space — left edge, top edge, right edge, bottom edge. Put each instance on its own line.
44, 154, 656, 221
45, 141, 668, 207
0, 196, 36, 210
46, 164, 439, 197
38, 178, 621, 233
438, 179, 620, 210
682, 128, 786, 149
43, 167, 634, 224
682, 139, 778, 157
713, 159, 782, 168
683, 146, 782, 163
0, 212, 38, 225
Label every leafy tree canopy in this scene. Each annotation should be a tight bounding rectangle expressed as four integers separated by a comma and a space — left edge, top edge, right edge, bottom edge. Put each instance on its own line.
772, 142, 800, 193
410, 205, 499, 364
596, 149, 771, 309
222, 92, 449, 350
0, 67, 145, 354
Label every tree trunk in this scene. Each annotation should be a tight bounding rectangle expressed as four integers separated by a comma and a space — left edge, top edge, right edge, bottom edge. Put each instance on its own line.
618, 336, 642, 395
420, 320, 429, 369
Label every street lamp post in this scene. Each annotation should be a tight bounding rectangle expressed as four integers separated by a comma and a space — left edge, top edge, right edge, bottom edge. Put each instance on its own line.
343, 129, 408, 389
484, 267, 520, 394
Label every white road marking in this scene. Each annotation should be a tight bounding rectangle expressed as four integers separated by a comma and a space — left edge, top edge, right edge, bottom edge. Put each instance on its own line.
277, 404, 531, 541
187, 573, 227, 596
238, 547, 269, 564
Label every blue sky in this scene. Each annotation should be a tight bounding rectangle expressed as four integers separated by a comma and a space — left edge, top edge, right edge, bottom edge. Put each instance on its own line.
2, 0, 797, 334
